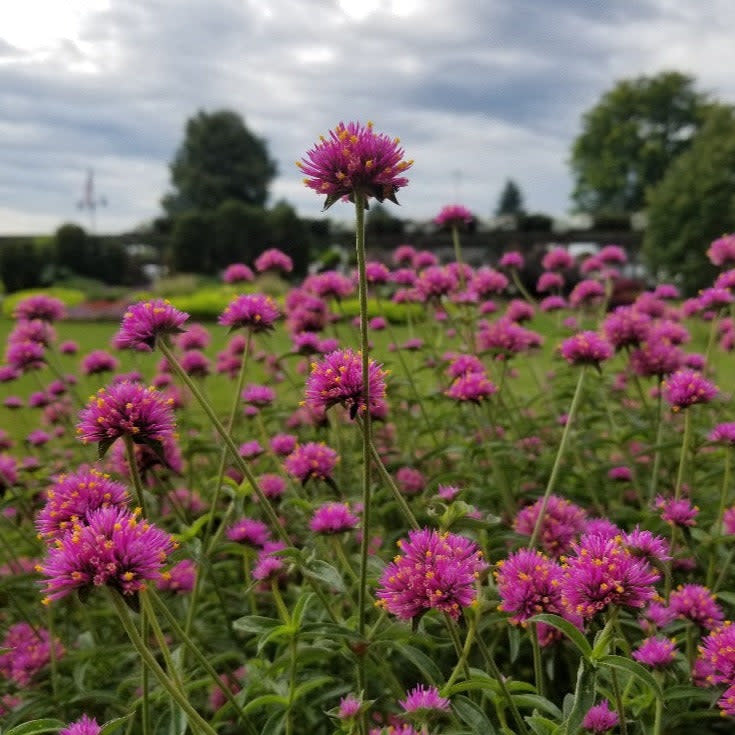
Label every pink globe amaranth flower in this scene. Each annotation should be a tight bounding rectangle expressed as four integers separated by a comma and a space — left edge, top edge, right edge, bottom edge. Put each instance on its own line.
434, 203, 473, 228
560, 332, 613, 366
36, 468, 129, 540
239, 440, 264, 460
540, 295, 567, 312
365, 260, 390, 285
369, 315, 387, 330
27, 429, 51, 447
719, 683, 735, 718
223, 262, 254, 284
476, 318, 543, 358
663, 369, 717, 410
310, 502, 359, 534
157, 559, 196, 594
542, 247, 574, 271
603, 306, 651, 350
8, 318, 57, 347
514, 495, 587, 557
304, 348, 387, 419
77, 382, 176, 455
652, 321, 690, 346
608, 465, 632, 482
227, 517, 271, 548
537, 271, 564, 292
305, 271, 354, 300
399, 684, 450, 715
257, 473, 286, 500
437, 484, 461, 501
219, 293, 280, 332
653, 283, 679, 299
80, 349, 119, 376
598, 244, 627, 264
396, 466, 425, 495
582, 700, 618, 733
446, 371, 497, 403
393, 244, 416, 265
179, 349, 210, 378
584, 517, 620, 539
0, 364, 20, 382
40, 506, 176, 602
270, 433, 297, 456
59, 339, 79, 354
391, 267, 418, 287
580, 255, 603, 275
13, 294, 66, 322
0, 622, 64, 687
445, 353, 484, 378
715, 268, 735, 291
499, 251, 524, 269
630, 341, 683, 378
4, 395, 23, 409
710, 424, 735, 448
669, 584, 724, 630
298, 120, 413, 209
29, 390, 50, 408
60, 715, 101, 735
632, 636, 677, 669
242, 383, 276, 407
252, 541, 287, 582
723, 507, 735, 535
284, 442, 339, 485
114, 299, 189, 350
255, 248, 293, 274
699, 286, 734, 311
698, 622, 735, 684
0, 454, 17, 489
569, 279, 605, 308
506, 299, 535, 323
559, 534, 660, 620
415, 266, 458, 301
684, 352, 706, 371
622, 527, 671, 565
708, 234, 735, 266
338, 694, 362, 720
176, 323, 211, 351
472, 267, 508, 296
6, 339, 45, 371
376, 528, 487, 621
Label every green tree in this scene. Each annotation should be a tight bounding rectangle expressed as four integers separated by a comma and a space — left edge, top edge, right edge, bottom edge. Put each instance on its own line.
265, 200, 311, 276
571, 71, 711, 214
213, 199, 268, 269
644, 105, 735, 294
495, 179, 524, 216
55, 223, 88, 274
366, 203, 404, 235
0, 240, 51, 292
163, 109, 277, 215
170, 211, 215, 273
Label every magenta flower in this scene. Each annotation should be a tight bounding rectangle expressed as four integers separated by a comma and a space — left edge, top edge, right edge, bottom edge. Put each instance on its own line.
559, 534, 660, 620
663, 369, 717, 410
622, 527, 671, 565
310, 502, 359, 534
542, 248, 574, 271
258, 473, 287, 500
719, 684, 735, 719
252, 541, 287, 582
284, 442, 339, 485
180, 349, 211, 378
446, 371, 497, 403
376, 528, 487, 621
537, 271, 564, 292
582, 700, 619, 733
40, 506, 176, 602
603, 307, 651, 350
13, 294, 66, 322
477, 318, 543, 358
393, 244, 416, 265
630, 341, 683, 378
338, 694, 362, 720
707, 234, 735, 266
305, 348, 387, 419
239, 440, 264, 459
655, 495, 698, 527
255, 248, 293, 274
176, 323, 211, 351
399, 684, 450, 716
227, 517, 271, 548
540, 295, 567, 312
157, 559, 196, 594
514, 495, 587, 557
114, 299, 189, 350
697, 622, 735, 684
472, 267, 509, 296
506, 299, 535, 323
434, 204, 473, 228
36, 468, 130, 540
0, 622, 64, 686
0, 454, 18, 490
669, 584, 723, 630
219, 293, 280, 332
6, 339, 45, 371
396, 466, 426, 495
724, 507, 735, 535
569, 279, 605, 308
445, 353, 484, 378
599, 245, 627, 264
560, 332, 613, 366
499, 251, 524, 269
305, 271, 354, 300
270, 434, 297, 456
223, 262, 254, 284
298, 120, 413, 209
710, 423, 735, 445
77, 382, 176, 455
59, 340, 79, 354
365, 261, 390, 284
81, 350, 119, 376
242, 383, 276, 408
109, 434, 183, 479
415, 266, 458, 301
632, 636, 677, 669
608, 466, 632, 482
60, 715, 101, 735
8, 318, 57, 347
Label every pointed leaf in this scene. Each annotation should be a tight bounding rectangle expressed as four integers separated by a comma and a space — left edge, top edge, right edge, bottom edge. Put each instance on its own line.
597, 654, 664, 699
5, 721, 65, 735
528, 614, 591, 660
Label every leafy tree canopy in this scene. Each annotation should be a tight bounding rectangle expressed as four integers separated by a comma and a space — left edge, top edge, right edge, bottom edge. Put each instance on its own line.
571, 71, 711, 214
643, 105, 735, 294
163, 109, 277, 215
495, 179, 525, 217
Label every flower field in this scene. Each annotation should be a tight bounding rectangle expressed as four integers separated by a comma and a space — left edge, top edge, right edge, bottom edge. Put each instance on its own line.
3, 123, 735, 735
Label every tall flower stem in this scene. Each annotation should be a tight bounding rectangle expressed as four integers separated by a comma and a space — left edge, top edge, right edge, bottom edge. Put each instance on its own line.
443, 616, 476, 691
108, 589, 219, 735
673, 409, 692, 502
648, 381, 665, 503
451, 224, 466, 291
707, 449, 732, 587
529, 365, 587, 548
529, 623, 545, 697
123, 435, 147, 516
610, 666, 628, 735
653, 673, 664, 735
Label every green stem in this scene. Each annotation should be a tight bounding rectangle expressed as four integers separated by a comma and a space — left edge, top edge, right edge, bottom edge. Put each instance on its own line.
108, 589, 219, 735
140, 608, 151, 735
140, 591, 183, 689
511, 268, 535, 306
648, 381, 664, 503
443, 616, 476, 692
123, 435, 147, 517
708, 449, 732, 587
714, 546, 735, 593
530, 622, 545, 697
271, 579, 291, 624
610, 666, 628, 735
653, 673, 663, 735
673, 409, 691, 502
451, 224, 466, 291
529, 365, 587, 548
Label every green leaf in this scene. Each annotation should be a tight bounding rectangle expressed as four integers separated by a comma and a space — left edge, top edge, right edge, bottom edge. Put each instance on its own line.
241, 694, 289, 716
301, 560, 345, 592
299, 622, 360, 641
291, 592, 315, 628
4, 721, 66, 735
292, 675, 333, 702
97, 437, 116, 459
453, 694, 498, 734
513, 694, 562, 719
526, 715, 561, 735
172, 513, 212, 543
99, 715, 135, 735
528, 614, 592, 660
597, 654, 664, 699
232, 615, 282, 635
560, 658, 596, 735
396, 644, 444, 685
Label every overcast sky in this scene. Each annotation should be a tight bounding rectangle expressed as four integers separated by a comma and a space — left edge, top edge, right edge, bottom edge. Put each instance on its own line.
1, 0, 734, 234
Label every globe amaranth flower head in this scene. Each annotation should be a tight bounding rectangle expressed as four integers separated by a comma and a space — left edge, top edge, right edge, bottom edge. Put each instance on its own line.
36, 468, 130, 540
255, 248, 293, 274
60, 715, 101, 735
514, 495, 587, 557
560, 332, 613, 366
227, 517, 271, 548
559, 533, 660, 620
219, 293, 280, 333
709, 423, 735, 445
6, 339, 45, 372
669, 584, 724, 630
0, 622, 64, 686
707, 234, 735, 267
39, 506, 176, 602
77, 381, 176, 457
632, 636, 677, 669
376, 527, 487, 621
542, 247, 574, 271
13, 294, 66, 322
81, 349, 119, 376
697, 621, 735, 685
114, 299, 189, 350
445, 371, 497, 403
655, 495, 699, 527
304, 348, 388, 419
223, 262, 254, 284
663, 369, 717, 410
603, 306, 651, 350
284, 442, 339, 485
309, 502, 359, 534
399, 685, 450, 717
298, 120, 413, 209
434, 204, 473, 228
569, 279, 605, 308
582, 700, 619, 733
499, 251, 524, 269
